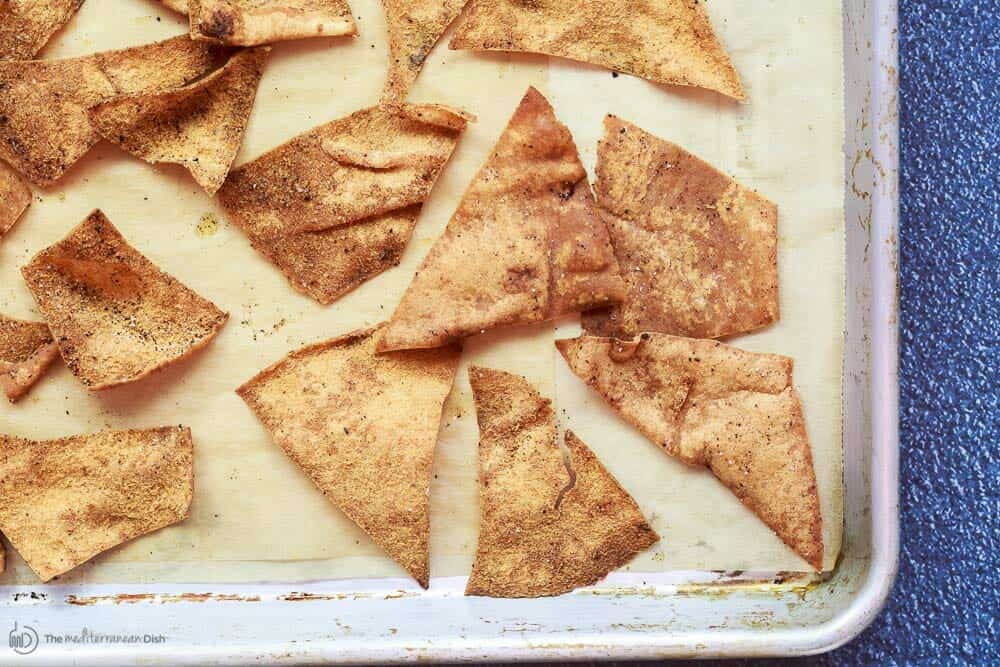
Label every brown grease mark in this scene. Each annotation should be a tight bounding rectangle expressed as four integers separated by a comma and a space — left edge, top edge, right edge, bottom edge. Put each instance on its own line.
280, 592, 370, 602
66, 592, 261, 606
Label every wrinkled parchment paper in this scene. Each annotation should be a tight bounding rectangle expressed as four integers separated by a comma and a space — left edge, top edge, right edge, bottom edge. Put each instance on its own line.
0, 0, 843, 584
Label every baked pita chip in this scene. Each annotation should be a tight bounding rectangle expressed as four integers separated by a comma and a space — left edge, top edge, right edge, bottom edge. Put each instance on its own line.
189, 0, 357, 46
679, 388, 824, 570
466, 367, 657, 597
237, 325, 460, 587
0, 0, 84, 61
381, 0, 469, 102
0, 35, 227, 186
379, 87, 624, 352
584, 116, 778, 339
0, 426, 194, 582
450, 0, 745, 100
89, 47, 269, 194
0, 314, 60, 402
1, 161, 31, 239
160, 0, 188, 13
21, 210, 228, 390
218, 103, 471, 303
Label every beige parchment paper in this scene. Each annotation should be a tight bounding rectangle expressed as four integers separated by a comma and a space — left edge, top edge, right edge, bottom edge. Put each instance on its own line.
0, 0, 844, 584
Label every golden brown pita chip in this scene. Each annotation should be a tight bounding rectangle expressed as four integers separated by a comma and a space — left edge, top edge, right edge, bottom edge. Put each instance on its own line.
218, 103, 470, 304
583, 116, 778, 340
379, 87, 624, 352
89, 47, 269, 194
0, 161, 31, 239
381, 0, 469, 102
189, 0, 357, 46
679, 388, 823, 570
0, 35, 227, 186
0, 426, 194, 582
0, 0, 84, 61
450, 0, 745, 100
237, 325, 460, 587
0, 314, 60, 402
21, 210, 228, 390
466, 367, 657, 597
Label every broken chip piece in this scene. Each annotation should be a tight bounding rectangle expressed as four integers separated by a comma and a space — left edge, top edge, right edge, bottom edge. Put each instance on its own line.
557, 332, 822, 570
378, 87, 625, 353
450, 0, 745, 100
0, 35, 227, 186
237, 325, 460, 587
466, 366, 658, 597
159, 0, 188, 13
0, 426, 194, 582
0, 314, 60, 403
0, 161, 31, 240
89, 47, 269, 194
381, 0, 469, 102
21, 210, 228, 390
218, 103, 471, 304
584, 115, 779, 340
0, 0, 85, 61
188, 0, 357, 46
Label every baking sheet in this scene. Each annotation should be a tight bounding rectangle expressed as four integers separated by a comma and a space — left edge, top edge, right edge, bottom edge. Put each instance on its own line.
0, 0, 843, 584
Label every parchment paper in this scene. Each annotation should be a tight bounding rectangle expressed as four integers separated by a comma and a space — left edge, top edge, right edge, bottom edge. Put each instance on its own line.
0, 0, 844, 584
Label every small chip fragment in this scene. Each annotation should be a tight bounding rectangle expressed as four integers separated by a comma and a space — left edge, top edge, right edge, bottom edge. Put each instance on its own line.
89, 47, 269, 194
379, 87, 625, 352
218, 103, 471, 304
21, 210, 228, 390
0, 314, 60, 402
584, 115, 779, 340
0, 35, 227, 186
160, 0, 188, 13
0, 161, 31, 240
0, 0, 85, 61
0, 426, 194, 582
450, 0, 745, 100
237, 325, 460, 587
466, 366, 658, 597
189, 0, 357, 46
381, 0, 469, 102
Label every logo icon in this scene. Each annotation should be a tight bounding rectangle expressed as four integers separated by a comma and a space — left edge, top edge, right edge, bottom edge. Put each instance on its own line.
9, 622, 39, 655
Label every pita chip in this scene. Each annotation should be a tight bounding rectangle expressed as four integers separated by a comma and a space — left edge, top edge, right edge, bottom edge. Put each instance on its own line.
0, 427, 194, 582
381, 0, 469, 102
1, 161, 31, 239
0, 0, 84, 61
0, 314, 60, 402
189, 0, 357, 46
89, 47, 269, 194
679, 388, 824, 570
584, 116, 779, 340
160, 0, 188, 13
450, 0, 745, 100
466, 367, 657, 597
21, 210, 228, 390
0, 35, 227, 186
237, 325, 460, 587
218, 103, 471, 304
379, 87, 625, 352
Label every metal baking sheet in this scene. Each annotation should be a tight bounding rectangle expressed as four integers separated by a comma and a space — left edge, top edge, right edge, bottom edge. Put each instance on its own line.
0, 0, 898, 661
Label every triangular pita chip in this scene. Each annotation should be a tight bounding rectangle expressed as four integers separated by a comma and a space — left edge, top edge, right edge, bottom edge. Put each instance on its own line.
0, 314, 60, 402
381, 0, 469, 102
678, 388, 823, 570
557, 333, 822, 570
450, 0, 745, 100
584, 116, 779, 339
379, 87, 625, 352
218, 103, 471, 304
237, 325, 460, 587
189, 0, 357, 46
0, 0, 84, 61
21, 210, 228, 390
1, 160, 31, 239
466, 367, 657, 597
0, 426, 194, 582
89, 47, 269, 194
0, 35, 227, 186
